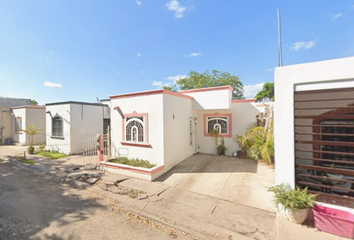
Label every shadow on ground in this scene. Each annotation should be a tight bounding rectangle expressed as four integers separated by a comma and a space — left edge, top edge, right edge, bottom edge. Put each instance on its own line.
0, 162, 105, 240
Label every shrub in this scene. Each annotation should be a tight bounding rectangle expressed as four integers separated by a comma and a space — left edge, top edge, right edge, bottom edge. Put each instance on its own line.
268, 183, 316, 209
110, 157, 156, 169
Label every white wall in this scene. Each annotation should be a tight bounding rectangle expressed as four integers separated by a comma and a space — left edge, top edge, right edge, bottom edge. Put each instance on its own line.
196, 102, 262, 155
163, 94, 194, 171
0, 107, 13, 144
26, 107, 46, 145
110, 94, 164, 166
181, 87, 232, 110
274, 56, 354, 187
45, 104, 71, 154
12, 108, 26, 144
70, 104, 107, 153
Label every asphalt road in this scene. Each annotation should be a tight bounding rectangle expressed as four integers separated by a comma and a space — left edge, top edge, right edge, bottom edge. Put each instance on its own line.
0, 162, 196, 240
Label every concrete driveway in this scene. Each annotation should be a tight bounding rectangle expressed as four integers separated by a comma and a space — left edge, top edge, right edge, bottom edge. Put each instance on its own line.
156, 153, 276, 212
0, 145, 28, 158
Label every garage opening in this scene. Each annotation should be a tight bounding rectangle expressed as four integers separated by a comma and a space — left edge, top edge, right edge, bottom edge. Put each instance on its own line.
294, 87, 354, 208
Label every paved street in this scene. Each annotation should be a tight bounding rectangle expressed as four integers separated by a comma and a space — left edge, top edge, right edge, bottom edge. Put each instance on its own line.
0, 162, 196, 240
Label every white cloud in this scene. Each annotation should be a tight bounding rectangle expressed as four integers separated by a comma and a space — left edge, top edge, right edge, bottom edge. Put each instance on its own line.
166, 0, 186, 18
243, 83, 264, 99
137, 53, 141, 57
266, 68, 274, 72
290, 40, 316, 51
165, 74, 187, 83
184, 52, 201, 58
152, 81, 162, 86
43, 81, 62, 88
45, 50, 54, 59
331, 12, 342, 20
136, 0, 141, 5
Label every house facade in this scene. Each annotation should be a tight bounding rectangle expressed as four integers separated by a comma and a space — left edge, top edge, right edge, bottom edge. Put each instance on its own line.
274, 56, 354, 208
107, 86, 269, 180
45, 101, 110, 154
11, 105, 46, 145
0, 97, 31, 145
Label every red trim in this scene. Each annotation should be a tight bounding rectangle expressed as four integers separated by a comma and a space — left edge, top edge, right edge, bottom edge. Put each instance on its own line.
179, 85, 233, 94
110, 89, 192, 100
163, 90, 193, 100
232, 98, 256, 103
101, 163, 164, 175
203, 112, 232, 138
255, 103, 270, 107
114, 106, 120, 111
11, 105, 46, 109
122, 112, 149, 144
120, 142, 152, 148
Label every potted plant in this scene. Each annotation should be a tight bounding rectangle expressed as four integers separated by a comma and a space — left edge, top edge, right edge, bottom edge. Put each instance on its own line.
268, 183, 316, 224
217, 138, 227, 156
236, 134, 249, 159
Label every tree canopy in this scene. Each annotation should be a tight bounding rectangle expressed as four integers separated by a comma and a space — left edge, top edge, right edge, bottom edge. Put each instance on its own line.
165, 70, 244, 99
31, 100, 38, 105
255, 82, 274, 102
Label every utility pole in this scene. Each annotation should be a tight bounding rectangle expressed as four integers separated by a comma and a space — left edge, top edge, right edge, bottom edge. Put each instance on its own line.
277, 9, 283, 67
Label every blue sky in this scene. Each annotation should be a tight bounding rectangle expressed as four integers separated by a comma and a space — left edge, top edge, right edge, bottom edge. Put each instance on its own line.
1, 0, 353, 104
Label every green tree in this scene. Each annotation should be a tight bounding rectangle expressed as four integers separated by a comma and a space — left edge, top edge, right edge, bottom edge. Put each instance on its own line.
31, 100, 38, 105
255, 82, 274, 102
175, 70, 244, 99
21, 125, 42, 154
162, 85, 178, 92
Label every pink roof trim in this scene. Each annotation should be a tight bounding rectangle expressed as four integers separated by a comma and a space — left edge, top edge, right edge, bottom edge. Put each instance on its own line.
11, 105, 46, 110
110, 89, 192, 100
178, 85, 233, 94
231, 98, 256, 103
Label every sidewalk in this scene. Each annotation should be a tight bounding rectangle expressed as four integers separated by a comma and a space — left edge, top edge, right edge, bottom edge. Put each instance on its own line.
0, 149, 347, 240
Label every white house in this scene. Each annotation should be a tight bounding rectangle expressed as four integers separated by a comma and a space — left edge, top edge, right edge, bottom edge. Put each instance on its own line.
0, 97, 31, 145
105, 86, 269, 180
45, 101, 110, 154
11, 105, 46, 145
274, 56, 354, 208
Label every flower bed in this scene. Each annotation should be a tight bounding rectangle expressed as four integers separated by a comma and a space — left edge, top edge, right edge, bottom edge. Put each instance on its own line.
100, 159, 164, 181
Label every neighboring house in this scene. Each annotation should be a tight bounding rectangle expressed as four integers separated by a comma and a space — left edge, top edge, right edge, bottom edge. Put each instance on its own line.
45, 101, 110, 154
107, 86, 269, 180
0, 97, 31, 108
274, 56, 354, 208
11, 105, 46, 145
0, 97, 32, 145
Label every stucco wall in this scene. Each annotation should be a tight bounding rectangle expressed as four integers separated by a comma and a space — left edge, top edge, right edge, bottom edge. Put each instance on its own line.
196, 102, 262, 155
26, 108, 46, 145
181, 87, 232, 110
110, 94, 164, 166
11, 108, 26, 144
45, 104, 71, 154
70, 104, 107, 153
274, 56, 354, 187
163, 94, 194, 171
0, 107, 13, 144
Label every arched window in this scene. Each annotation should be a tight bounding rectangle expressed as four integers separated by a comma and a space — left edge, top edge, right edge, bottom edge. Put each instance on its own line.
52, 114, 63, 137
125, 117, 144, 142
207, 117, 228, 134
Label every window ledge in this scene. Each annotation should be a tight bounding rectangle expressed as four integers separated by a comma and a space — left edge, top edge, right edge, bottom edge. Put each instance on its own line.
204, 133, 232, 138
121, 141, 152, 148
51, 136, 65, 139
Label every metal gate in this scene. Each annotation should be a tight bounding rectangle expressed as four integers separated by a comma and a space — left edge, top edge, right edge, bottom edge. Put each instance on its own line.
82, 133, 111, 169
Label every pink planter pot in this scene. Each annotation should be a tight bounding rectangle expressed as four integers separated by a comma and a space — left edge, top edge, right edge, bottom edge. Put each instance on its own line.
313, 203, 354, 239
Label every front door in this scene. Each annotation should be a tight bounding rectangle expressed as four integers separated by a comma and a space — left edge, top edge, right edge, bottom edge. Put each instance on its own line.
192, 118, 198, 153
